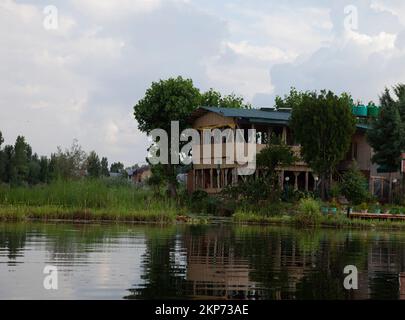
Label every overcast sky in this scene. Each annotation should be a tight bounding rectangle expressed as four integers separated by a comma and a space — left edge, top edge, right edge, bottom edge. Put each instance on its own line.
2, 0, 405, 166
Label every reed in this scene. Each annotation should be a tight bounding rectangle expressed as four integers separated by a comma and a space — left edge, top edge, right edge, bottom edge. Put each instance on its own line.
0, 179, 180, 223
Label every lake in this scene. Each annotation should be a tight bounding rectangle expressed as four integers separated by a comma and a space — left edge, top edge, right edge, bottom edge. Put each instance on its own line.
1, 221, 405, 299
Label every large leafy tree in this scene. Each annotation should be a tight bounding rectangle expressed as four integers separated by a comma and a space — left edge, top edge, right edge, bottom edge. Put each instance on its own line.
290, 90, 356, 199
368, 86, 405, 173
134, 76, 201, 197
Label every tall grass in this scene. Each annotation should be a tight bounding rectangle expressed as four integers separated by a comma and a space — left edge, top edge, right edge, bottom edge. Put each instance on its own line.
0, 179, 181, 222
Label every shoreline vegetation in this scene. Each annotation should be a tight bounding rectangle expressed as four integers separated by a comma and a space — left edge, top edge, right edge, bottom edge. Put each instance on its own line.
0, 179, 180, 223
1, 179, 405, 230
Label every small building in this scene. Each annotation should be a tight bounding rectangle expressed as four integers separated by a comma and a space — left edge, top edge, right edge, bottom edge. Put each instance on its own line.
130, 166, 152, 184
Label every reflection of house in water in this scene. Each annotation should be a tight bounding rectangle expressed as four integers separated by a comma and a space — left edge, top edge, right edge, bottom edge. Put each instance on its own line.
351, 238, 405, 299
183, 230, 313, 300
184, 230, 257, 299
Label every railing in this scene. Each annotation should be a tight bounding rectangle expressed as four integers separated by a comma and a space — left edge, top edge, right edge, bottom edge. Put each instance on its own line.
191, 143, 306, 166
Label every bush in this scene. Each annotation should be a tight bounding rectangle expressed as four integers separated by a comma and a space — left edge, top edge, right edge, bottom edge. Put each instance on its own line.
340, 163, 371, 205
295, 198, 322, 226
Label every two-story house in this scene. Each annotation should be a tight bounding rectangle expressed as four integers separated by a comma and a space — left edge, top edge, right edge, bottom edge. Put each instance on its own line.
186, 106, 395, 201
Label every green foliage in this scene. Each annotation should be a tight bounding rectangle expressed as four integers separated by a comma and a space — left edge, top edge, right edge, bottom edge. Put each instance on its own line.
340, 163, 370, 205
201, 89, 251, 109
134, 76, 201, 197
290, 90, 356, 198
110, 162, 124, 173
0, 131, 4, 182
101, 157, 109, 177
368, 86, 405, 172
295, 198, 322, 226
50, 139, 87, 180
13, 136, 31, 184
275, 87, 307, 110
86, 151, 101, 178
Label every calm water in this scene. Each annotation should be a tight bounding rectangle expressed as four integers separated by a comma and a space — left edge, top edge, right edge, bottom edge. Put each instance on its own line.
1, 222, 405, 299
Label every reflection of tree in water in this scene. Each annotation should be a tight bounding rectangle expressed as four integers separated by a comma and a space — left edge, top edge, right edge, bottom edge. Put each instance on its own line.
124, 226, 190, 299
0, 223, 27, 261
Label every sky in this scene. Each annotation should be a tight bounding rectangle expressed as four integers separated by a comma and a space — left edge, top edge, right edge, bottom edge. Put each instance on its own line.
1, 0, 405, 166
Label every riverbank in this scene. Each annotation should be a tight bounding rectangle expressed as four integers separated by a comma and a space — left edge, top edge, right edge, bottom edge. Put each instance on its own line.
0, 205, 178, 223
233, 211, 405, 230
0, 180, 181, 223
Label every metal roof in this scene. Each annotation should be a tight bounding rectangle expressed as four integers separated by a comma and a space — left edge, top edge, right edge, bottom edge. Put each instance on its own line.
192, 106, 370, 130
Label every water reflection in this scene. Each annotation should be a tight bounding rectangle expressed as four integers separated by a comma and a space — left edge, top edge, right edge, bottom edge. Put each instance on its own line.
1, 222, 405, 299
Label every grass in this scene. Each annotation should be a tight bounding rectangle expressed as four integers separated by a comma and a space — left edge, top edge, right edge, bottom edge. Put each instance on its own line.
233, 207, 405, 230
0, 179, 181, 223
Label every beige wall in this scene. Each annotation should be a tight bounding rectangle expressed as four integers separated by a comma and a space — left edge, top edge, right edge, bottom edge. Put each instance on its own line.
193, 112, 235, 129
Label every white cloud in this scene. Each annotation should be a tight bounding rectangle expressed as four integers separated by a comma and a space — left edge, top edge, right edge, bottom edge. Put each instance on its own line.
3, 0, 405, 165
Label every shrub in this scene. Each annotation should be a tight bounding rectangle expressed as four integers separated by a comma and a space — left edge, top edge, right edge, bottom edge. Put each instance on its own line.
295, 198, 322, 226
340, 163, 371, 205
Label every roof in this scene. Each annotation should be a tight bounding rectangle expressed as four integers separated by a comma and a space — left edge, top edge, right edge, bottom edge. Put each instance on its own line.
190, 106, 370, 130
189, 106, 290, 125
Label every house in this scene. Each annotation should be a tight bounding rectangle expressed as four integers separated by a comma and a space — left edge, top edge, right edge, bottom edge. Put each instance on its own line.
130, 165, 152, 184
186, 106, 398, 201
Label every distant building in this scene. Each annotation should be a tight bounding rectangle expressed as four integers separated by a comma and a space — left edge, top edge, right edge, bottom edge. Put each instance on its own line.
129, 166, 152, 184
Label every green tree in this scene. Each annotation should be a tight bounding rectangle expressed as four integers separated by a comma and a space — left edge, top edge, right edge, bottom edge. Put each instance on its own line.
290, 90, 356, 199
275, 87, 307, 110
3, 145, 15, 183
13, 136, 31, 184
0, 131, 4, 182
340, 162, 370, 205
201, 89, 251, 109
86, 151, 101, 178
110, 162, 124, 173
27, 153, 41, 185
51, 139, 87, 180
101, 157, 109, 176
368, 87, 404, 173
134, 76, 201, 197
256, 135, 296, 199
39, 156, 50, 183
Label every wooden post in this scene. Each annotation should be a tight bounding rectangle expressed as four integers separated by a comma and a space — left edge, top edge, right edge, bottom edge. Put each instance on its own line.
210, 168, 213, 189
217, 168, 221, 190
280, 170, 285, 190
282, 127, 287, 143
294, 172, 299, 191
305, 171, 309, 192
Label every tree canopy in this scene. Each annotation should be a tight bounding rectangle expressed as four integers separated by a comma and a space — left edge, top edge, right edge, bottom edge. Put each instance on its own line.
290, 90, 356, 198
368, 85, 405, 172
134, 76, 251, 197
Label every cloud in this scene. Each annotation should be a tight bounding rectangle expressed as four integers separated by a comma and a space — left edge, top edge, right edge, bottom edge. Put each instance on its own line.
0, 0, 227, 165
3, 0, 405, 166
